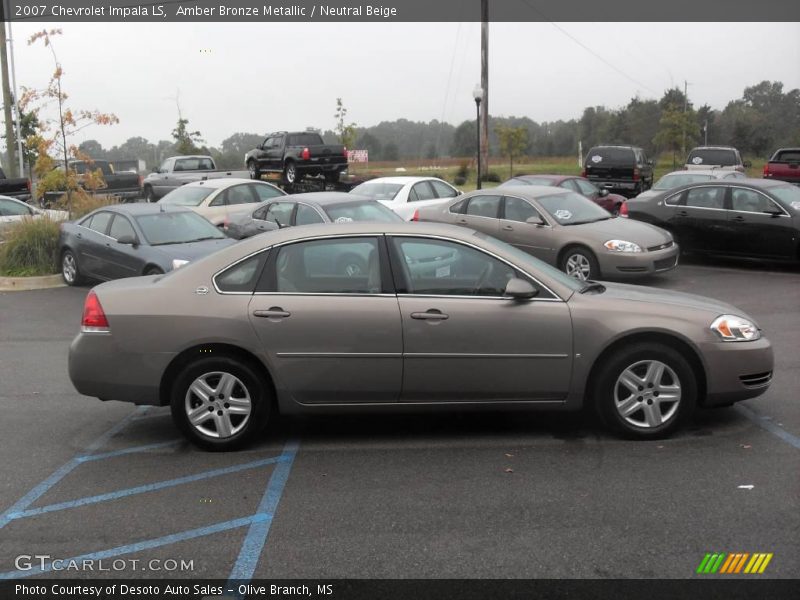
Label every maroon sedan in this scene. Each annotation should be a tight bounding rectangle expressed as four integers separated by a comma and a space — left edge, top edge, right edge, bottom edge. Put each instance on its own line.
501, 174, 626, 215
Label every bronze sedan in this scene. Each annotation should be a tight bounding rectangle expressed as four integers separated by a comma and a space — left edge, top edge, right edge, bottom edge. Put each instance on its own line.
69, 222, 772, 450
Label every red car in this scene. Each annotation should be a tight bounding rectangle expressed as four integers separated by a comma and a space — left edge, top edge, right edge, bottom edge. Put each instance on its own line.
501, 174, 627, 215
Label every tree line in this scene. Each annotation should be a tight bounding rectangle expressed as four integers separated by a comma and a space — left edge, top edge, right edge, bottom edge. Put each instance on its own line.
68, 80, 798, 171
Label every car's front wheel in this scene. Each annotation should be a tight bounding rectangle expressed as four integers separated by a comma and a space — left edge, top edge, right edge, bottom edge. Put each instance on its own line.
61, 249, 83, 286
560, 246, 599, 281
170, 356, 271, 451
283, 161, 298, 185
248, 160, 260, 181
143, 186, 156, 203
594, 342, 697, 439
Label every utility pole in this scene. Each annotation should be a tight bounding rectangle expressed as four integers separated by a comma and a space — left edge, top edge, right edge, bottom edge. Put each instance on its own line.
0, 19, 18, 177
681, 79, 688, 156
8, 19, 24, 177
480, 0, 489, 182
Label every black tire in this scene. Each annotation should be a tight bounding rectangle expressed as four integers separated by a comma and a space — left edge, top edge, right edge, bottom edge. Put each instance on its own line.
610, 203, 621, 217
593, 342, 697, 439
61, 249, 83, 286
143, 186, 156, 203
248, 159, 260, 181
324, 171, 341, 184
283, 161, 298, 185
336, 253, 367, 277
144, 266, 164, 276
560, 246, 599, 281
170, 356, 271, 451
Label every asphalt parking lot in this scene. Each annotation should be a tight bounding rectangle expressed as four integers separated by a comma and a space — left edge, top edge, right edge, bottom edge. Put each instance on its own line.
0, 256, 798, 582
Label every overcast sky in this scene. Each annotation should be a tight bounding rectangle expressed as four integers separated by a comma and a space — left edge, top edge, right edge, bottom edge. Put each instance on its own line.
6, 22, 800, 149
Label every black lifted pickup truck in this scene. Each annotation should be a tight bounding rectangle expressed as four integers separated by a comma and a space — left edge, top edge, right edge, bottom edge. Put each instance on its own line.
245, 131, 348, 185
0, 166, 31, 202
582, 145, 654, 197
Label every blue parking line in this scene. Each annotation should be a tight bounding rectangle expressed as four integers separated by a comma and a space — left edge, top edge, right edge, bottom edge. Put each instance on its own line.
0, 407, 146, 530
78, 439, 183, 462
736, 404, 800, 450
227, 439, 300, 584
6, 455, 288, 521
0, 514, 270, 579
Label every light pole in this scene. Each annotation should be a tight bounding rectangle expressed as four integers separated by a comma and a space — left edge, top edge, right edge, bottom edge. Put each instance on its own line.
473, 84, 483, 190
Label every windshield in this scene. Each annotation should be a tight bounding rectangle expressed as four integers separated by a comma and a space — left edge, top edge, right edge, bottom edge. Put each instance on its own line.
653, 173, 714, 190
770, 184, 800, 213
350, 182, 404, 201
508, 177, 556, 187
159, 186, 215, 207
135, 211, 226, 245
537, 192, 611, 225
323, 201, 403, 223
687, 149, 737, 166
473, 232, 583, 295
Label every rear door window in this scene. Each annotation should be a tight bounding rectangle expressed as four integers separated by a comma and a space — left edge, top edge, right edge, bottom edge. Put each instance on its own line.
465, 195, 501, 218
684, 187, 726, 209
84, 211, 113, 235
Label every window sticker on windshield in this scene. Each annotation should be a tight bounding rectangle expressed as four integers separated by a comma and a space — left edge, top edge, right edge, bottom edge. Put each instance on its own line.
555, 209, 573, 220
591, 155, 602, 163
334, 216, 353, 223
435, 265, 451, 278
692, 156, 703, 164
791, 201, 800, 211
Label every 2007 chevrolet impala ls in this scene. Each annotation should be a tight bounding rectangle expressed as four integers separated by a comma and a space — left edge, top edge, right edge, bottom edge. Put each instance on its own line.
69, 222, 773, 450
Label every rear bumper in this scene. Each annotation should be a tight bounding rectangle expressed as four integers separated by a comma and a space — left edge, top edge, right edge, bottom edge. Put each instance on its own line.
69, 332, 174, 405
699, 337, 774, 406
598, 243, 680, 278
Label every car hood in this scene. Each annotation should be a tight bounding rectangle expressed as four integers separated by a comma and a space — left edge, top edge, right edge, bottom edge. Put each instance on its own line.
567, 217, 672, 245
152, 237, 236, 261
598, 281, 747, 317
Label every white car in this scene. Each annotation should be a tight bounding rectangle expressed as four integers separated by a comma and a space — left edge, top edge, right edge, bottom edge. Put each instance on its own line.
350, 176, 461, 221
157, 178, 286, 226
0, 195, 68, 237
633, 169, 747, 201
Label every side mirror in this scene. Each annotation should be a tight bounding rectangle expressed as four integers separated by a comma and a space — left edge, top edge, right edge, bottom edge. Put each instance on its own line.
117, 235, 137, 246
598, 188, 609, 197
525, 215, 544, 226
504, 278, 539, 300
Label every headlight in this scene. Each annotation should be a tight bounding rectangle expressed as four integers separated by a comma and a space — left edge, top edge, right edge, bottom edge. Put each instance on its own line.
172, 259, 189, 270
710, 315, 761, 341
604, 239, 642, 253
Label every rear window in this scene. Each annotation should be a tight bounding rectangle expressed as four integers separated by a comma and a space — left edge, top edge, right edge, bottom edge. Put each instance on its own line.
687, 149, 737, 166
769, 185, 800, 213
350, 182, 404, 201
773, 149, 800, 162
585, 147, 634, 165
322, 200, 402, 223
174, 157, 214, 171
506, 177, 556, 187
653, 173, 714, 190
71, 161, 113, 176
159, 186, 215, 206
287, 133, 324, 146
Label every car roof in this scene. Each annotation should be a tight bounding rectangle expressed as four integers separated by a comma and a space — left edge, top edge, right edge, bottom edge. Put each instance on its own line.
678, 178, 787, 190
490, 185, 572, 198
588, 145, 640, 150
0, 194, 28, 205
356, 176, 447, 185
182, 178, 279, 190
282, 192, 376, 206
89, 203, 193, 216
508, 174, 564, 183
660, 169, 735, 178
688, 146, 738, 151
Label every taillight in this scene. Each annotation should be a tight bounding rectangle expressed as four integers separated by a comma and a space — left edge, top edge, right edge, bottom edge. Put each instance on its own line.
762, 164, 769, 177
580, 168, 586, 178
632, 168, 640, 181
411, 209, 420, 222
82, 291, 110, 332
301, 147, 310, 160
619, 202, 629, 218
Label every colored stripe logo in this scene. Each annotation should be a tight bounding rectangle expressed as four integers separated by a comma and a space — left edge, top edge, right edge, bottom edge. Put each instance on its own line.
696, 552, 773, 574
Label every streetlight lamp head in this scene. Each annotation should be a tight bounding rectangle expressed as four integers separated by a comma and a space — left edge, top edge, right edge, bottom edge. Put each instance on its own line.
472, 85, 484, 103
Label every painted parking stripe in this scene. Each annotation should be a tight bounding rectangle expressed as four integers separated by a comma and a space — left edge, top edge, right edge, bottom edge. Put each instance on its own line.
227, 439, 300, 584
0, 407, 146, 530
0, 514, 269, 579
78, 439, 183, 462
5, 455, 288, 521
736, 404, 800, 450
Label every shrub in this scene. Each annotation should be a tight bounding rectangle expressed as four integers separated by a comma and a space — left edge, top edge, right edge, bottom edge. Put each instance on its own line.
56, 192, 119, 219
481, 171, 501, 183
456, 161, 470, 180
0, 217, 61, 277
453, 176, 467, 186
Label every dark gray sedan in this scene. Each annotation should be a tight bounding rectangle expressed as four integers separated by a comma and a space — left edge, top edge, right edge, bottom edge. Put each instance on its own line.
58, 204, 236, 285
224, 191, 403, 239
417, 186, 679, 281
69, 222, 773, 450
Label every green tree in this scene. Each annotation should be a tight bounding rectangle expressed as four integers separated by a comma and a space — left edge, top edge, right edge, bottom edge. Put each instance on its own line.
654, 107, 698, 168
496, 125, 529, 176
171, 116, 204, 155
334, 98, 357, 149
450, 120, 477, 157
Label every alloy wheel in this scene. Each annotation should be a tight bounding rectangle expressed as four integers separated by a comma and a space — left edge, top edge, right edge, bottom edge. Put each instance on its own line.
62, 253, 77, 284
184, 371, 252, 439
614, 359, 681, 428
565, 253, 592, 280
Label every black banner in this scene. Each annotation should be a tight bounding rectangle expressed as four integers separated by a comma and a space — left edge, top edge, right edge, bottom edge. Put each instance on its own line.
3, 0, 800, 22
2, 579, 800, 600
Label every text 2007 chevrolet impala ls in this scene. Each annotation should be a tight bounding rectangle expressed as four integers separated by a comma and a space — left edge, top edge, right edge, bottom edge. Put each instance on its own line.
69, 222, 773, 450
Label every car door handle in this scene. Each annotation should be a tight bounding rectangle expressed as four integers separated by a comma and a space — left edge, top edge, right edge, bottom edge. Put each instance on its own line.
76, 233, 83, 239
411, 309, 449, 321
677, 210, 688, 217
732, 215, 745, 222
253, 308, 291, 319
456, 218, 467, 224
502, 225, 514, 231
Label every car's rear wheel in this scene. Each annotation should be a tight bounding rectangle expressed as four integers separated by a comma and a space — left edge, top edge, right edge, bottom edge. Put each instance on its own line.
324, 171, 340, 184
594, 343, 696, 439
170, 356, 271, 451
283, 161, 297, 185
560, 246, 599, 281
248, 160, 260, 181
61, 249, 83, 286
144, 266, 164, 276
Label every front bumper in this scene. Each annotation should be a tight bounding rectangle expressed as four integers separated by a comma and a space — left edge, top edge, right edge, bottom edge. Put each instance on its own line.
699, 337, 774, 406
597, 242, 680, 278
69, 332, 174, 405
